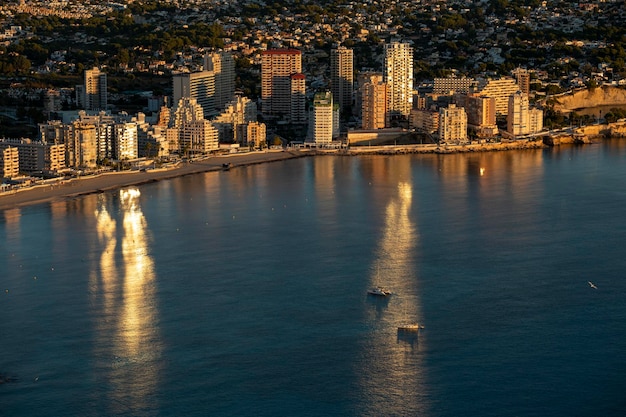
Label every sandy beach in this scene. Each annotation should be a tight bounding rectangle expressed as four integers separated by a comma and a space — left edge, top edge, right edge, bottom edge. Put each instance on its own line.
0, 150, 309, 211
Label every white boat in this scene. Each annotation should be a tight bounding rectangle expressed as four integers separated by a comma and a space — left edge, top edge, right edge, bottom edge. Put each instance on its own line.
397, 323, 422, 332
368, 286, 391, 296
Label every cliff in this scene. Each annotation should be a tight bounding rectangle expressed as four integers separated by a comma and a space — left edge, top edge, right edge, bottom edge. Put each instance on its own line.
553, 87, 626, 112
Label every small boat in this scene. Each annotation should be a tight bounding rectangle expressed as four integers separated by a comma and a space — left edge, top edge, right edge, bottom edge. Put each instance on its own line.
368, 286, 391, 296
397, 323, 422, 332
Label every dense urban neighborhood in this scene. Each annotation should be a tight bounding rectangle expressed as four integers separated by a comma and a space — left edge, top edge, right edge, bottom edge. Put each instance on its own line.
0, 0, 626, 182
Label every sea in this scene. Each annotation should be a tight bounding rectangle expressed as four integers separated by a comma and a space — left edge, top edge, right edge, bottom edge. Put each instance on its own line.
2, 141, 626, 417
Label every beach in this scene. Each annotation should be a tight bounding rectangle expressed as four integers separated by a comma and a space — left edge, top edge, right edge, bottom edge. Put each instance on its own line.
0, 150, 308, 211
0, 134, 611, 211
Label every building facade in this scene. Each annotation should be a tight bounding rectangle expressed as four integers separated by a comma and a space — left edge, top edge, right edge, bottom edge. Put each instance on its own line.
433, 77, 477, 95
168, 97, 219, 155
465, 94, 498, 137
312, 91, 335, 145
439, 104, 468, 143
361, 73, 388, 130
0, 146, 19, 178
261, 49, 304, 122
476, 77, 520, 115
84, 67, 107, 111
173, 70, 216, 119
204, 52, 236, 112
384, 42, 413, 120
330, 46, 354, 113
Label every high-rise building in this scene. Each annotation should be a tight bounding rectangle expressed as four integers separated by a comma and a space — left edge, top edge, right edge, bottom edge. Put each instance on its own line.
384, 42, 413, 120
204, 52, 236, 111
173, 70, 216, 119
507, 91, 529, 136
290, 73, 307, 124
439, 104, 467, 143
261, 49, 304, 122
312, 91, 335, 145
360, 73, 388, 130
113, 122, 138, 160
507, 91, 543, 137
84, 67, 107, 111
330, 46, 353, 113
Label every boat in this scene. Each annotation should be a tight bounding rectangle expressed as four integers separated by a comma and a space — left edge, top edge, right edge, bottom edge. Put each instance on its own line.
368, 286, 391, 296
397, 323, 423, 332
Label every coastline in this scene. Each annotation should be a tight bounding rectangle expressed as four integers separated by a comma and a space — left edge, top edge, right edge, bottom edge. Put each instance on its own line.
0, 134, 616, 211
0, 150, 308, 211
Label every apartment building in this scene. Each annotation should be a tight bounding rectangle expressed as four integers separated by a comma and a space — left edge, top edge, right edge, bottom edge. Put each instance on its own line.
168, 97, 219, 155
360, 73, 388, 130
204, 52, 236, 112
330, 46, 354, 113
261, 49, 305, 123
476, 77, 521, 115
465, 94, 498, 137
0, 146, 19, 179
173, 70, 216, 119
439, 104, 468, 143
84, 67, 107, 111
312, 91, 335, 145
384, 42, 413, 120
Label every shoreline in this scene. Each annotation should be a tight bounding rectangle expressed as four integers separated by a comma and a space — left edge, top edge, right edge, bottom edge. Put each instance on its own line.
0, 135, 616, 211
0, 150, 309, 211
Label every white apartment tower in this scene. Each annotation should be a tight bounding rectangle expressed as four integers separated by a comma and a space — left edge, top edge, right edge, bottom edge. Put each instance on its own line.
439, 104, 468, 143
173, 70, 216, 119
507, 91, 529, 136
113, 122, 138, 160
84, 67, 107, 111
383, 42, 413, 120
330, 46, 353, 113
312, 91, 335, 145
204, 52, 236, 111
507, 91, 543, 137
261, 49, 305, 123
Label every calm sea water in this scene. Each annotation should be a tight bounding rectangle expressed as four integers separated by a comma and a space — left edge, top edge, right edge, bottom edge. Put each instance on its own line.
2, 142, 626, 416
